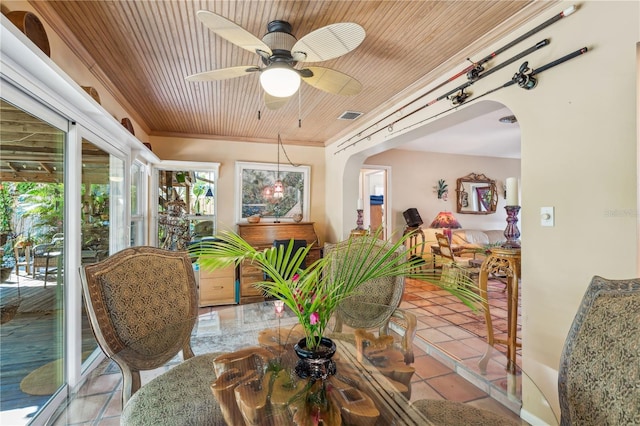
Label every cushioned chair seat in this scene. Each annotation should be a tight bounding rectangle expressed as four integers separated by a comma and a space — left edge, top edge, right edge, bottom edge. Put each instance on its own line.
121, 353, 224, 426
412, 399, 521, 426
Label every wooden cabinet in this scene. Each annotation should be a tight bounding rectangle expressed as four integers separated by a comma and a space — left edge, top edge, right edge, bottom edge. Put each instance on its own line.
198, 265, 236, 307
237, 222, 321, 304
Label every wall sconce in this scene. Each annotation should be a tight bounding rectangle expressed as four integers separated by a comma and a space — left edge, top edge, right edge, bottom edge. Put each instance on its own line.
499, 181, 507, 199
436, 179, 448, 200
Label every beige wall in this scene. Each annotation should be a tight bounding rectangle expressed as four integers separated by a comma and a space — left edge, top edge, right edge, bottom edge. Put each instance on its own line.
149, 136, 327, 243
327, 1, 638, 421
366, 150, 520, 235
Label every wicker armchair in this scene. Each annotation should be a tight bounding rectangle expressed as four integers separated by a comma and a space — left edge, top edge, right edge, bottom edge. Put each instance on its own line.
80, 246, 206, 406
324, 238, 417, 364
558, 275, 640, 425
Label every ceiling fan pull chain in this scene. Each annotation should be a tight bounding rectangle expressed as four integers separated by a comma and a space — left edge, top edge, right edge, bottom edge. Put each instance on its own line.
298, 90, 302, 128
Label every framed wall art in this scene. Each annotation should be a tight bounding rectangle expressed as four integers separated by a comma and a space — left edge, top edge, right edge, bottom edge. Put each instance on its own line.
235, 161, 310, 223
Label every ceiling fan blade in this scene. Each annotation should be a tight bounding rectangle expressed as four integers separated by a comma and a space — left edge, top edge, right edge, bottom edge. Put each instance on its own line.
186, 66, 259, 82
264, 93, 290, 110
292, 23, 365, 63
196, 10, 272, 56
302, 67, 362, 95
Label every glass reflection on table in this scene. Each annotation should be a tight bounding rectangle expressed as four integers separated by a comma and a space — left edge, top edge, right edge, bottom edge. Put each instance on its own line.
54, 300, 558, 425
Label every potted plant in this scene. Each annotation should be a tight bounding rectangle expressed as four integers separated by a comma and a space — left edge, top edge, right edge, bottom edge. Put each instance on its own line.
192, 229, 482, 355
0, 184, 13, 247
1, 239, 16, 283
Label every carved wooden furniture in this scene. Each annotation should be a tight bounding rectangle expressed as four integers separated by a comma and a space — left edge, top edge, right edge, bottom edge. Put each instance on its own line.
210, 312, 419, 425
435, 232, 473, 267
237, 222, 320, 304
558, 276, 640, 425
80, 246, 205, 406
478, 247, 521, 374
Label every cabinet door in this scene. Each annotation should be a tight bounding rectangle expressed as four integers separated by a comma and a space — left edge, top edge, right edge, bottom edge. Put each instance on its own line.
199, 266, 236, 306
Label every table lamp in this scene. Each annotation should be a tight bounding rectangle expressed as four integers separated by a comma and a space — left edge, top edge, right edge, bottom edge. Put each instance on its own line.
429, 211, 462, 243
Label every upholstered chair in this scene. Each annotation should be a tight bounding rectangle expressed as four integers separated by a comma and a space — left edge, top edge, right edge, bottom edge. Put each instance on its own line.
558, 275, 640, 425
324, 238, 417, 364
80, 246, 206, 406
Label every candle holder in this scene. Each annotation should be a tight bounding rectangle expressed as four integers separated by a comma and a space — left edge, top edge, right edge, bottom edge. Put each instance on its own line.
355, 209, 364, 230
350, 209, 368, 237
502, 205, 521, 249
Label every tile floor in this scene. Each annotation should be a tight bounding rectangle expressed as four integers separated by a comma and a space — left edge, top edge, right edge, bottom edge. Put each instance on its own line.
47, 277, 529, 425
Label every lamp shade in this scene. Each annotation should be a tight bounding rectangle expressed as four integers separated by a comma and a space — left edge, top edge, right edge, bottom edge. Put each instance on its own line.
259, 64, 301, 97
429, 211, 462, 229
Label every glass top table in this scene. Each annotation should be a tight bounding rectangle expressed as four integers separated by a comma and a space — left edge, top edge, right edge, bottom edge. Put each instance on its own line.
53, 300, 558, 425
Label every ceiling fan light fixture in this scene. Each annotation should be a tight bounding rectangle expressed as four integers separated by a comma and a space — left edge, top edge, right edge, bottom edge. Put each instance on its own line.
499, 115, 518, 124
260, 64, 300, 97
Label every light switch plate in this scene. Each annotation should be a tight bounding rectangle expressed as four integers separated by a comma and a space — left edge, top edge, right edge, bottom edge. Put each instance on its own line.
541, 206, 554, 227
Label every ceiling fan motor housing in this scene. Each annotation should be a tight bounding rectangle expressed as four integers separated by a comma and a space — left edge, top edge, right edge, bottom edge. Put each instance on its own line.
262, 20, 297, 65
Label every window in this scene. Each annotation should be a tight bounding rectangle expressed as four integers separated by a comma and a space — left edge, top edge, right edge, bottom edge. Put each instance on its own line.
151, 162, 219, 249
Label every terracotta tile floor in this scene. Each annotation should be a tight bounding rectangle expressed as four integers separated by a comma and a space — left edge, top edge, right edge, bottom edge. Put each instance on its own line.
49, 277, 527, 425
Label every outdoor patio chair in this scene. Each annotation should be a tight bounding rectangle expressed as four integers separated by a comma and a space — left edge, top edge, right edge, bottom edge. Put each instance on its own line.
31, 242, 62, 286
13, 244, 32, 282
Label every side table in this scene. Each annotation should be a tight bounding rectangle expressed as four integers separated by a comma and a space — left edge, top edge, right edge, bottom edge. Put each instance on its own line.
478, 247, 521, 374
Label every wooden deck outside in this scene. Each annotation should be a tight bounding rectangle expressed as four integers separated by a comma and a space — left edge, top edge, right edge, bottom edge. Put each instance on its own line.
0, 270, 97, 423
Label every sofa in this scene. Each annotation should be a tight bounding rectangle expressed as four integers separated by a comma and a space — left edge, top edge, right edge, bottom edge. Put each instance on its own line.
451, 229, 505, 249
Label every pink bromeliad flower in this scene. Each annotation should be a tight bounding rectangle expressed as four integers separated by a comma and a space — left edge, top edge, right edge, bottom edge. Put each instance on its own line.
309, 311, 319, 325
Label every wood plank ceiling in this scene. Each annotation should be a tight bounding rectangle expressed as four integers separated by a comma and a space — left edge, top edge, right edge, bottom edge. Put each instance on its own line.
20, 0, 551, 147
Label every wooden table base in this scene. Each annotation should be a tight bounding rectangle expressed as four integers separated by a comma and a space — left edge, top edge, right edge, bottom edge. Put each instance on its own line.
210, 327, 417, 425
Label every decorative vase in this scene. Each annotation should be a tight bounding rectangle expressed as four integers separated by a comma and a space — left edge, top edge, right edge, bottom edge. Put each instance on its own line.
293, 337, 337, 380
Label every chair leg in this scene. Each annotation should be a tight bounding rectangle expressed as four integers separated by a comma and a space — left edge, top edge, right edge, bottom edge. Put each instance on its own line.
121, 367, 142, 407
44, 258, 49, 288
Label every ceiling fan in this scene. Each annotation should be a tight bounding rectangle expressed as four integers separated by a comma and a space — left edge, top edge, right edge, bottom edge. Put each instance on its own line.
186, 11, 365, 109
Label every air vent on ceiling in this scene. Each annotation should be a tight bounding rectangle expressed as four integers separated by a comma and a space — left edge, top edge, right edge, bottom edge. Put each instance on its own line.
338, 111, 363, 120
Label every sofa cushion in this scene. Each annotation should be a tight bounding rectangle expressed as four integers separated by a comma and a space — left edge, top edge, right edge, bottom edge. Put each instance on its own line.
452, 230, 489, 246
451, 229, 505, 246
483, 230, 505, 245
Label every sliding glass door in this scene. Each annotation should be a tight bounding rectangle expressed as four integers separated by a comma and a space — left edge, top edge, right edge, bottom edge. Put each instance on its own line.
0, 98, 67, 424
0, 93, 129, 425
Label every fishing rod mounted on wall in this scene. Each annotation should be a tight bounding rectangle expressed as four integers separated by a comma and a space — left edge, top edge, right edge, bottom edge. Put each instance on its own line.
334, 4, 578, 154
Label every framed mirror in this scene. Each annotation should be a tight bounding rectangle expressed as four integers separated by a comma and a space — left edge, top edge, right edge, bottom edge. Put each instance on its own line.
456, 173, 498, 214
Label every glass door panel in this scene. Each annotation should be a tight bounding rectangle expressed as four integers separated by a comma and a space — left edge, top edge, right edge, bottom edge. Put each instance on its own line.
80, 138, 119, 363
0, 99, 66, 423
